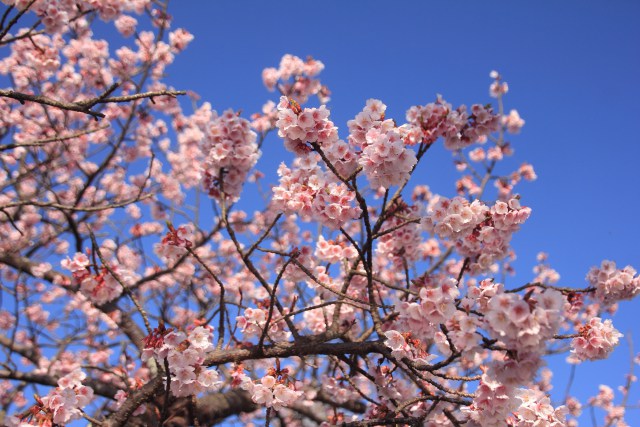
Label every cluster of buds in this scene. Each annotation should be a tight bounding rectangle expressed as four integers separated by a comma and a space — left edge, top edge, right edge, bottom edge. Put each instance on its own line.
141, 321, 174, 350
154, 223, 194, 263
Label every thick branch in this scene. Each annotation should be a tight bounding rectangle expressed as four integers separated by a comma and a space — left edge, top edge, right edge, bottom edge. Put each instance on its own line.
0, 369, 119, 398
0, 333, 39, 364
102, 375, 164, 427
194, 390, 258, 426
205, 340, 387, 366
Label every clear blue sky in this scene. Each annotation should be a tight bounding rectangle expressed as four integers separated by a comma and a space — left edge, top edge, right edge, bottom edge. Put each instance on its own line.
162, 2, 640, 423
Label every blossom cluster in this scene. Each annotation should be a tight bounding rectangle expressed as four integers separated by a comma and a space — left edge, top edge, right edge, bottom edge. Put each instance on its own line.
383, 330, 435, 365
465, 378, 568, 427
141, 324, 222, 397
236, 305, 291, 342
483, 289, 564, 355
403, 96, 500, 150
262, 54, 329, 103
360, 125, 417, 189
489, 70, 509, 97
315, 235, 358, 264
239, 367, 304, 410
511, 388, 568, 427
251, 100, 278, 133
588, 385, 626, 427
61, 252, 139, 305
0, 32, 63, 94
7, 369, 93, 426
202, 109, 261, 202
271, 155, 362, 229
319, 375, 363, 406
45, 369, 94, 425
276, 96, 339, 155
376, 202, 424, 268
154, 223, 194, 263
486, 352, 544, 388
587, 260, 640, 305
432, 309, 481, 356
400, 98, 450, 145
422, 196, 531, 272
570, 317, 623, 362
302, 294, 358, 334
168, 28, 194, 53
532, 252, 561, 285
503, 109, 525, 134
396, 275, 460, 340
274, 94, 359, 181
1, 0, 148, 34
463, 374, 518, 427
347, 99, 417, 189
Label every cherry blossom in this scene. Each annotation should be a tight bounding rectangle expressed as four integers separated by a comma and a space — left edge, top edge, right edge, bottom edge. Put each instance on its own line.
154, 223, 194, 263
142, 324, 222, 397
240, 366, 304, 410
463, 374, 518, 427
201, 109, 262, 202
271, 154, 362, 229
512, 388, 568, 426
422, 196, 531, 273
0, 4, 637, 425
587, 260, 640, 305
262, 54, 329, 103
503, 109, 525, 134
571, 317, 623, 362
484, 288, 564, 355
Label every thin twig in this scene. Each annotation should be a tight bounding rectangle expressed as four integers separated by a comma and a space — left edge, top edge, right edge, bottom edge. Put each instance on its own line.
88, 228, 152, 335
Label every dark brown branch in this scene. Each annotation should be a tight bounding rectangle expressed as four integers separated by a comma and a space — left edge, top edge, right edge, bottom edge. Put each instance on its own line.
0, 369, 119, 398
0, 193, 153, 212
102, 375, 164, 427
340, 416, 425, 427
0, 333, 39, 364
194, 390, 258, 426
0, 89, 186, 119
0, 0, 37, 42
506, 281, 596, 294
205, 340, 387, 366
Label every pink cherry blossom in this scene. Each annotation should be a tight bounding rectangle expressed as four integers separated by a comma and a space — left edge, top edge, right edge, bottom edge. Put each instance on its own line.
571, 317, 623, 361
0, 4, 637, 424
503, 109, 525, 134
587, 260, 640, 305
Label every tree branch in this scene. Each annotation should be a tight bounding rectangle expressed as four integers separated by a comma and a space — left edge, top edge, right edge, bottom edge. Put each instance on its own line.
0, 89, 186, 120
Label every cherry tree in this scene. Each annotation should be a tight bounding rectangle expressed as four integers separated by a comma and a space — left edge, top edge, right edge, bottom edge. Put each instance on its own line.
0, 2, 638, 426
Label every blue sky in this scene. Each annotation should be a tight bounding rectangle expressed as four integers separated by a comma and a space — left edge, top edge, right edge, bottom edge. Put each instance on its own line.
162, 1, 640, 423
